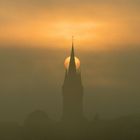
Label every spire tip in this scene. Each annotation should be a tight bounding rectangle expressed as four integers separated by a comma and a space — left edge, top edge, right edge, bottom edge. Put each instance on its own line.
72, 36, 74, 47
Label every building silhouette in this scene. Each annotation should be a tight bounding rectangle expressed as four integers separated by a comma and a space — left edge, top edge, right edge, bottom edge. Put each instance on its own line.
62, 41, 84, 122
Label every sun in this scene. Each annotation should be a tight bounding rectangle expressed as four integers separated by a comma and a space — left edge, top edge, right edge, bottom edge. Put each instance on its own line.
64, 56, 80, 70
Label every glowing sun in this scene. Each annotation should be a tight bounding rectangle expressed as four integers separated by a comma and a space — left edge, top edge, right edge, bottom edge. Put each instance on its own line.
64, 56, 80, 70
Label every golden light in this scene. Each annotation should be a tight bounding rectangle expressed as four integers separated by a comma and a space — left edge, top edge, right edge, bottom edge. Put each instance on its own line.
46, 21, 97, 44
64, 56, 80, 70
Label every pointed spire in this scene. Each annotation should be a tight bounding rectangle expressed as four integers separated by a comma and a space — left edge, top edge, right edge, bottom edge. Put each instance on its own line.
68, 36, 76, 74
71, 36, 74, 58
72, 36, 74, 48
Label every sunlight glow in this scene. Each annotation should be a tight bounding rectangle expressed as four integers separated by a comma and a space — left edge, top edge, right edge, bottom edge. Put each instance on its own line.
64, 56, 80, 70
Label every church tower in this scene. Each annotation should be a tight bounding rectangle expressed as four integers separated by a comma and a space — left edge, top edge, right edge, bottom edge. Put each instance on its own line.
62, 40, 84, 121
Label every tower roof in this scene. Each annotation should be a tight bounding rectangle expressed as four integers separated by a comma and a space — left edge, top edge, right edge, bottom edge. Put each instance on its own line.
68, 37, 76, 74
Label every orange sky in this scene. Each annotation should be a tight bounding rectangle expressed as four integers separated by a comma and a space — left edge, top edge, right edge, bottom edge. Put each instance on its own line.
0, 0, 140, 50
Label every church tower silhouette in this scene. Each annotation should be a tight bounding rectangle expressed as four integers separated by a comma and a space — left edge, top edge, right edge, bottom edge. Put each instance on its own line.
62, 40, 84, 122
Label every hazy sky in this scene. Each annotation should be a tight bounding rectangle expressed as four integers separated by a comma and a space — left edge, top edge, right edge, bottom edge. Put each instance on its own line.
0, 0, 140, 49
0, 0, 140, 123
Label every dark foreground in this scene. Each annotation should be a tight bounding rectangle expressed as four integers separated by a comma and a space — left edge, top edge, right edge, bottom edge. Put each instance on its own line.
0, 110, 140, 140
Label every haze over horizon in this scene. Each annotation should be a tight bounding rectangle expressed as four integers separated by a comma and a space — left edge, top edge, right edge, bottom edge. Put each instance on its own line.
0, 46, 140, 123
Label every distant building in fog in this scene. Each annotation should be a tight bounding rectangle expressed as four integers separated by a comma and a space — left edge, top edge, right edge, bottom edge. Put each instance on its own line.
62, 40, 84, 121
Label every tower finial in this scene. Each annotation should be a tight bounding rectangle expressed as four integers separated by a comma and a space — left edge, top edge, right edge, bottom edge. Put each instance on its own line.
72, 36, 74, 47
71, 36, 75, 58
68, 36, 76, 74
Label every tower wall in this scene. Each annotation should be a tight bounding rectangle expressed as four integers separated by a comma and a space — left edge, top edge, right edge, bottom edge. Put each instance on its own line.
62, 77, 83, 120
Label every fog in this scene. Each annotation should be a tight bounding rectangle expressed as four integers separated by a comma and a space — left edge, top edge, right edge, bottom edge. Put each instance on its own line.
0, 46, 140, 123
